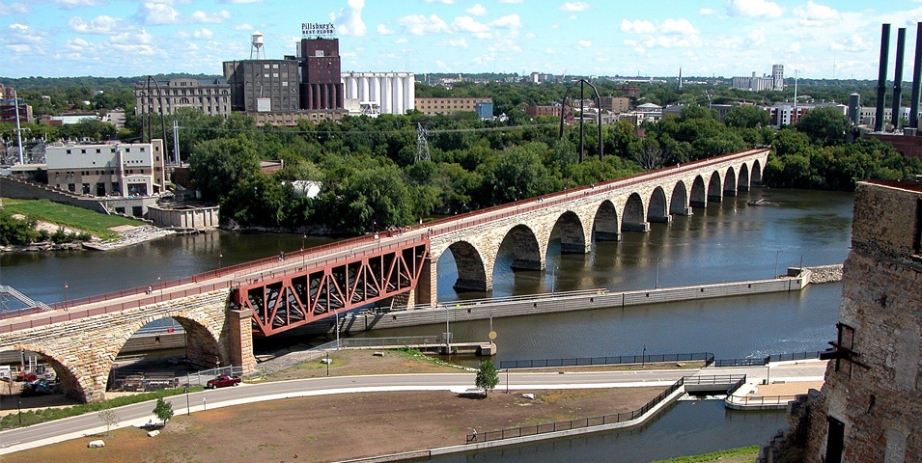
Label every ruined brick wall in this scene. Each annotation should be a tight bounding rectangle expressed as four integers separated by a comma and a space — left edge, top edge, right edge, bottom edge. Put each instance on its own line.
771, 181, 922, 463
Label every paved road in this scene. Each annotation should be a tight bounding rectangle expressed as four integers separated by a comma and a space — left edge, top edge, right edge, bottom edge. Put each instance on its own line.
0, 362, 825, 455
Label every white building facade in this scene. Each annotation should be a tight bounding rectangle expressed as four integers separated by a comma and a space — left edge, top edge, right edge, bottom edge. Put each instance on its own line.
341, 72, 415, 116
45, 140, 165, 197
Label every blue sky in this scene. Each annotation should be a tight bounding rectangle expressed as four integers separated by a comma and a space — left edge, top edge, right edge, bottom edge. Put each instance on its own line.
2, 0, 922, 80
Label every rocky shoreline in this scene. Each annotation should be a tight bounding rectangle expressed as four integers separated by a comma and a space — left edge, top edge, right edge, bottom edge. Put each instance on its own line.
1, 226, 176, 253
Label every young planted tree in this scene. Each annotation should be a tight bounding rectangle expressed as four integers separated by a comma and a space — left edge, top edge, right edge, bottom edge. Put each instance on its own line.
98, 407, 119, 436
475, 360, 500, 395
153, 397, 174, 427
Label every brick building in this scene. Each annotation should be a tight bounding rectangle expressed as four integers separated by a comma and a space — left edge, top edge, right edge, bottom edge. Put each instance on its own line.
524, 105, 562, 118
134, 78, 231, 117
763, 180, 922, 463
414, 97, 492, 116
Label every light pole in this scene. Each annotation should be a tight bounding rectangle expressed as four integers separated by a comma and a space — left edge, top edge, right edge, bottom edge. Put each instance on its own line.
63, 282, 68, 303
218, 251, 223, 270
331, 308, 340, 350
185, 386, 190, 415
157, 274, 162, 297
773, 250, 784, 278
443, 305, 451, 356
301, 234, 306, 267
326, 350, 330, 376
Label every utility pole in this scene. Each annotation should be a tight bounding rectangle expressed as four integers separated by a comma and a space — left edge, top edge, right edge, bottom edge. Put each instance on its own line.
172, 119, 181, 165
12, 88, 23, 164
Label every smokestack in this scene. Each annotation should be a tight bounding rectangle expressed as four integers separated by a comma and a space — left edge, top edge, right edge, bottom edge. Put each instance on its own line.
893, 28, 907, 130
849, 93, 861, 125
876, 24, 891, 132
911, 22, 922, 130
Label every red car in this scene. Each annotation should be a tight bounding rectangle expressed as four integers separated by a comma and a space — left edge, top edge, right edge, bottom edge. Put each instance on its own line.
205, 374, 241, 389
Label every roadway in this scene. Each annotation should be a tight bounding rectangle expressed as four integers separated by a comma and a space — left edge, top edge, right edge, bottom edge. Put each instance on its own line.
0, 361, 826, 455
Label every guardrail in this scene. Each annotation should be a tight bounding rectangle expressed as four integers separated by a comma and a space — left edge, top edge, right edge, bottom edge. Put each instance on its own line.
714, 351, 823, 367
499, 352, 714, 369
466, 373, 746, 444
726, 394, 801, 407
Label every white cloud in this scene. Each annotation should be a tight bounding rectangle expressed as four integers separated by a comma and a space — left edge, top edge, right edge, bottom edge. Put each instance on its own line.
559, 2, 589, 12
193, 28, 213, 39
377, 24, 394, 35
69, 15, 121, 34
699, 8, 718, 16
190, 10, 230, 24
54, 0, 105, 9
139, 2, 180, 25
787, 42, 801, 53
620, 19, 655, 34
444, 37, 468, 47
492, 14, 522, 29
551, 24, 560, 29
467, 4, 487, 16
395, 37, 408, 43
545, 48, 556, 54
453, 16, 490, 35
0, 2, 31, 15
830, 33, 870, 53
397, 14, 450, 35
747, 27, 766, 47
108, 28, 157, 55
793, 1, 840, 26
661, 18, 697, 35
332, 0, 366, 36
66, 37, 91, 51
577, 39, 591, 49
726, 0, 783, 19
9, 22, 27, 31
234, 23, 252, 31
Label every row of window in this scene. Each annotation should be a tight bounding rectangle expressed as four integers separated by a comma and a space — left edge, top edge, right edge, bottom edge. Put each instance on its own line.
144, 88, 229, 96
63, 147, 145, 155
55, 169, 147, 176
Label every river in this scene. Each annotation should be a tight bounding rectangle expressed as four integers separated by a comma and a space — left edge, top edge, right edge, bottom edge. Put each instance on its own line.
1, 187, 851, 461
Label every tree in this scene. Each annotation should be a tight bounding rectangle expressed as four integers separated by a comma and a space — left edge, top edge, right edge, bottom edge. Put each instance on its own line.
188, 136, 261, 202
98, 407, 119, 436
796, 106, 851, 146
153, 397, 174, 427
475, 360, 499, 395
724, 106, 770, 129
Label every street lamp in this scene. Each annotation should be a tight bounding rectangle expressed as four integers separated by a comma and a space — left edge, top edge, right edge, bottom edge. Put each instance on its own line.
63, 282, 68, 303
773, 250, 784, 278
301, 234, 306, 267
185, 386, 190, 416
331, 308, 340, 350
157, 274, 162, 297
443, 305, 451, 356
218, 251, 223, 270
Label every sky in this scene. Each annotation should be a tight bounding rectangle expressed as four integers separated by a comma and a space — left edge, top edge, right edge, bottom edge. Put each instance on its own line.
3, 0, 922, 80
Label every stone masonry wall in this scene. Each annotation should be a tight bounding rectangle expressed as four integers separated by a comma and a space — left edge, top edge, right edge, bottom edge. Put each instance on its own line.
0, 289, 253, 402
771, 181, 922, 463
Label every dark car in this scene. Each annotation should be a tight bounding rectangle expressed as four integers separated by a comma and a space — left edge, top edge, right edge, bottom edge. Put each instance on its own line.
205, 374, 241, 389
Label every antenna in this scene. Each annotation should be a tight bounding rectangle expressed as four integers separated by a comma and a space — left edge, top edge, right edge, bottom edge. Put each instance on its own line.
250, 31, 265, 59
415, 123, 431, 163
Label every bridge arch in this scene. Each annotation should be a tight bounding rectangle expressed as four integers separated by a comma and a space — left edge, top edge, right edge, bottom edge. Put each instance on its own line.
738, 164, 751, 192
502, 224, 543, 271
752, 159, 763, 186
647, 187, 671, 223
707, 171, 723, 203
0, 344, 87, 402
442, 241, 489, 292
554, 211, 589, 254
592, 200, 620, 241
690, 175, 707, 208
622, 193, 650, 232
669, 180, 690, 215
724, 166, 738, 197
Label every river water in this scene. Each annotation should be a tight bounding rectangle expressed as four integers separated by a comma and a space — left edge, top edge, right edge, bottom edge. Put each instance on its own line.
1, 187, 851, 460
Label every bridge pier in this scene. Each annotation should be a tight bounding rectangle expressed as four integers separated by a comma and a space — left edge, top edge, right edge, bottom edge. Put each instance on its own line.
738, 185, 749, 192
621, 222, 651, 232
707, 194, 723, 203
690, 200, 707, 208
417, 257, 436, 307
511, 258, 543, 270
724, 190, 737, 197
595, 231, 621, 241
560, 242, 591, 253
225, 309, 257, 375
648, 215, 673, 224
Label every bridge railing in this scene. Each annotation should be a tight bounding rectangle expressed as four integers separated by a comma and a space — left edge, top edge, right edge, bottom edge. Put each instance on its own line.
499, 352, 714, 370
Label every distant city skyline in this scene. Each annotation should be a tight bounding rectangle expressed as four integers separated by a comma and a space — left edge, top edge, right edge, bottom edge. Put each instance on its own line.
2, 1, 921, 81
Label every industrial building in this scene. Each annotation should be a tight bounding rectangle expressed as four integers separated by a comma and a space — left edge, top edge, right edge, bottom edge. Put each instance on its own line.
414, 97, 492, 116
134, 78, 231, 117
45, 140, 165, 197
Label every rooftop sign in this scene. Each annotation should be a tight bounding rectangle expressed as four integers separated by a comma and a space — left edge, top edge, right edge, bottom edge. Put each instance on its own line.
302, 22, 336, 38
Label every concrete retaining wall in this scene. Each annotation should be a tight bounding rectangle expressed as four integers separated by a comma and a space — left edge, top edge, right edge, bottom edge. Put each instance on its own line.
335, 276, 808, 335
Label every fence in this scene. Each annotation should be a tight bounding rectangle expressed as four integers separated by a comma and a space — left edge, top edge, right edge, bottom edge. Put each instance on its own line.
467, 374, 746, 444
311, 336, 443, 351
108, 365, 244, 393
713, 351, 822, 367
499, 352, 714, 369
726, 394, 801, 408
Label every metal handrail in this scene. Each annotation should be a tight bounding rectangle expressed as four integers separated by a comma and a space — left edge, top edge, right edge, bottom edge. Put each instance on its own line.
726, 394, 801, 406
499, 352, 714, 369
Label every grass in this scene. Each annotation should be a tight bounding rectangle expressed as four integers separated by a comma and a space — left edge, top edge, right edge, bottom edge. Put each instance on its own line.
0, 198, 142, 240
0, 386, 204, 431
649, 445, 760, 463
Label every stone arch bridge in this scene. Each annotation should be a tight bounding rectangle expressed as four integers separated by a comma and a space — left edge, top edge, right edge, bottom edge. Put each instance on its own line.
0, 148, 768, 402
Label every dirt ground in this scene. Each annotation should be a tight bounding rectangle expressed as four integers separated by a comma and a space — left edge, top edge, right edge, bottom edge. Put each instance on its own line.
1, 350, 668, 463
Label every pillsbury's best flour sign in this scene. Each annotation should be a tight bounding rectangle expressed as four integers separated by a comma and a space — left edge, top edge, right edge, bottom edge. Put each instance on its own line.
302, 22, 336, 38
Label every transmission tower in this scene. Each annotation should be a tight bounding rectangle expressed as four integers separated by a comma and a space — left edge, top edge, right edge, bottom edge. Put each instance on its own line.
415, 123, 431, 162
